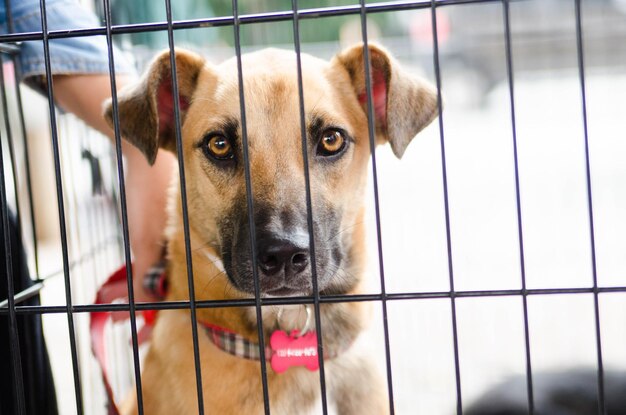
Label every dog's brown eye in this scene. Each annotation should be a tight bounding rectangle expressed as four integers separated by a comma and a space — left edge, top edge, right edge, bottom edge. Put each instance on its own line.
205, 135, 234, 160
317, 129, 346, 156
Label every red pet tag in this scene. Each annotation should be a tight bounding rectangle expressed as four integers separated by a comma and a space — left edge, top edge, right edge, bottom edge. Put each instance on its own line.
270, 330, 319, 373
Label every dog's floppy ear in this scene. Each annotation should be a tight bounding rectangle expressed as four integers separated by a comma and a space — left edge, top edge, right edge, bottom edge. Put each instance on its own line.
104, 49, 206, 165
333, 43, 438, 159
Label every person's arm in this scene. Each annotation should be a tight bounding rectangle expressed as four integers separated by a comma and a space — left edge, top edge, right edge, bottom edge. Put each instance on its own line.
53, 74, 174, 304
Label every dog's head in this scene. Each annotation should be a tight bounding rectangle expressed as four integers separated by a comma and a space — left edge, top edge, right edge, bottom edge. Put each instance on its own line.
105, 45, 437, 298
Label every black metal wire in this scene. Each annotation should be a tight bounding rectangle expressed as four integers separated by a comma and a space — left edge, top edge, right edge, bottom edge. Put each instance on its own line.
429, 1, 463, 413
357, 2, 397, 413
0, 60, 26, 415
36, 0, 83, 411
0, 52, 25, 269
231, 1, 272, 412
289, 1, 329, 412
0, 0, 619, 413
8, 54, 41, 279
100, 0, 146, 412
0, 282, 43, 309
34, 235, 120, 282
501, 1, 535, 413
573, 1, 606, 413
0, 0, 505, 44
7, 285, 626, 316
1, 0, 41, 315
0, 42, 19, 53
163, 0, 206, 412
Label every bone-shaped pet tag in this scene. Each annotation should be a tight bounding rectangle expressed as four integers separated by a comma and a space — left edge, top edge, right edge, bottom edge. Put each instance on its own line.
270, 330, 319, 373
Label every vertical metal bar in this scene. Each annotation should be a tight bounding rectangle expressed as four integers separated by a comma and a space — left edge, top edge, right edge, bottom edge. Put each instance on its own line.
231, 1, 272, 412
573, 1, 605, 413
5, 1, 41, 402
429, 2, 463, 413
289, 1, 329, 413
5, 11, 49, 396
37, 0, 83, 412
0, 68, 46, 409
0, 54, 24, 258
0, 63, 26, 415
100, 0, 146, 412
162, 1, 206, 413
356, 2, 396, 413
501, 1, 534, 413
11, 66, 40, 278
5, 0, 40, 279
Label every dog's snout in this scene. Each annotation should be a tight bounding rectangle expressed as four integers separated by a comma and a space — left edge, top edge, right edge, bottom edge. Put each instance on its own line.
258, 238, 309, 277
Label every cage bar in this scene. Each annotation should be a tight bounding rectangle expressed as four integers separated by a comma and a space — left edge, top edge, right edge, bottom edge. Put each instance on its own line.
6, 284, 626, 318
429, 1, 463, 413
100, 0, 146, 411
0, 0, 507, 45
0, 60, 26, 414
0, 0, 623, 413
573, 0, 606, 413
290, 1, 330, 412
357, 0, 398, 412
37, 0, 84, 411
231, 1, 272, 413
501, 0, 535, 413
162, 0, 208, 412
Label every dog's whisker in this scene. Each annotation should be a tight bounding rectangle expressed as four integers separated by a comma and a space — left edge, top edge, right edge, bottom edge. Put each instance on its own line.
324, 263, 358, 287
189, 237, 219, 255
324, 220, 365, 244
198, 268, 227, 296
190, 240, 212, 253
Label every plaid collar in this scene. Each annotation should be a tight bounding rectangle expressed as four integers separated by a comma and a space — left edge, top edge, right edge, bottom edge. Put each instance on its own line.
199, 320, 346, 363
143, 257, 346, 364
201, 322, 273, 360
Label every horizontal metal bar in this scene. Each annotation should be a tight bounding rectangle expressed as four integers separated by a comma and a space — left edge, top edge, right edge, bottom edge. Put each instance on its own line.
0, 282, 44, 309
0, 0, 502, 43
34, 234, 121, 282
0, 42, 20, 55
2, 284, 625, 315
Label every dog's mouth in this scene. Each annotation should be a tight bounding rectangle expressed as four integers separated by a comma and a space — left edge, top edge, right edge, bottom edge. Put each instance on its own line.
223, 263, 319, 297
265, 285, 308, 297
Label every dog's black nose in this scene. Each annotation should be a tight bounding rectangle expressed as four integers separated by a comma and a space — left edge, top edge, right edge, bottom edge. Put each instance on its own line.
258, 238, 309, 277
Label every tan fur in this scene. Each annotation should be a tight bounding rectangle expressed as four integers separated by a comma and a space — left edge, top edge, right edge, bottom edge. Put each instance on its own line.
104, 43, 437, 414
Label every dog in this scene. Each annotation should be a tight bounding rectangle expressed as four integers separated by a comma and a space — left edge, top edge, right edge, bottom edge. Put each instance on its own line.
104, 43, 438, 414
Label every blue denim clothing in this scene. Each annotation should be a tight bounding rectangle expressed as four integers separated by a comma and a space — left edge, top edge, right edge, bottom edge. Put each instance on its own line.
0, 0, 133, 89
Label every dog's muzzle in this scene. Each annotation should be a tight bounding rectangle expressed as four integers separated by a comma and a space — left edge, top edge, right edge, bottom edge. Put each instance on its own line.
256, 232, 312, 295
220, 201, 344, 296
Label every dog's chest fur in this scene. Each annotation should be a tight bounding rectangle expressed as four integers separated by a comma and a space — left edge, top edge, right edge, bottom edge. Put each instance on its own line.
145, 309, 348, 414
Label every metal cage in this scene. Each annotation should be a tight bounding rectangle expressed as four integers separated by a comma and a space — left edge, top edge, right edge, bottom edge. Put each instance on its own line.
1, 0, 625, 414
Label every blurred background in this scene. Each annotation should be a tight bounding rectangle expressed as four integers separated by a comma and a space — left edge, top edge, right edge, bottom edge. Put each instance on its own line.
4, 0, 625, 413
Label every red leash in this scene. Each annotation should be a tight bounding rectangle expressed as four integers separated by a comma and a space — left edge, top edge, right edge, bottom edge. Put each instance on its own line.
90, 264, 165, 414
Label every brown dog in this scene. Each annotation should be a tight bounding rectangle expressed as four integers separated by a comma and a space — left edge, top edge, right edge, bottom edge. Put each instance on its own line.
104, 43, 437, 414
